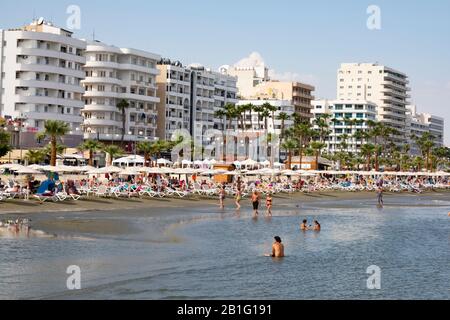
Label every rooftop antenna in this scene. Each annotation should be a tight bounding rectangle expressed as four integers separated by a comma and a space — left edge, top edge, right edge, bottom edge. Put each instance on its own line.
92, 29, 96, 41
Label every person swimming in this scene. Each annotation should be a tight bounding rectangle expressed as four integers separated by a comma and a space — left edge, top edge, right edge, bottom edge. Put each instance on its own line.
313, 220, 321, 231
300, 219, 309, 231
267, 236, 285, 258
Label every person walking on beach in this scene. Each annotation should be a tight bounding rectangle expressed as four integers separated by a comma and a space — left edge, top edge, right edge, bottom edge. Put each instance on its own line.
219, 185, 226, 209
251, 190, 261, 216
235, 189, 242, 210
377, 186, 384, 207
266, 193, 273, 216
266, 236, 285, 258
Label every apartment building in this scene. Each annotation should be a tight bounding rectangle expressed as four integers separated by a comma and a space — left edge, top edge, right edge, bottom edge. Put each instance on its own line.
337, 63, 411, 143
247, 81, 315, 120
0, 19, 86, 148
156, 61, 237, 143
311, 99, 377, 154
406, 105, 444, 155
81, 41, 160, 145
225, 52, 269, 98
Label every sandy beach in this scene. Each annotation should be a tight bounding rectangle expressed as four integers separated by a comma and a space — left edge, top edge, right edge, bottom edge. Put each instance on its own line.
1, 189, 449, 216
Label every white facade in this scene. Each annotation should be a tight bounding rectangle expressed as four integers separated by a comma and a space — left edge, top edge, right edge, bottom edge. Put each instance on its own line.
0, 19, 86, 147
212, 68, 238, 131
337, 63, 411, 143
157, 62, 191, 141
81, 41, 160, 144
156, 62, 238, 143
312, 99, 377, 154
406, 105, 444, 155
236, 99, 295, 135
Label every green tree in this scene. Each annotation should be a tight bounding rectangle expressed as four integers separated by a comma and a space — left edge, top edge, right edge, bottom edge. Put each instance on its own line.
117, 99, 130, 145
24, 149, 46, 164
309, 141, 326, 170
277, 112, 290, 143
0, 131, 11, 158
360, 143, 376, 171
281, 139, 297, 169
103, 145, 124, 166
79, 140, 104, 166
137, 141, 156, 167
36, 120, 70, 166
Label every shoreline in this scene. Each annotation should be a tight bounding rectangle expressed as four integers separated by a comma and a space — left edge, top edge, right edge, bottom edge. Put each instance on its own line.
1, 189, 449, 216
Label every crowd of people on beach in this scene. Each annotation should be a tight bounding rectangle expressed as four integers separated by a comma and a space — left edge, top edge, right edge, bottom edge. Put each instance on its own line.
0, 171, 448, 204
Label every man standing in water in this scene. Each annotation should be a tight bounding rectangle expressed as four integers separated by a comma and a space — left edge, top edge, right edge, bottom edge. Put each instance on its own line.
377, 186, 384, 207
251, 190, 260, 216
266, 236, 284, 258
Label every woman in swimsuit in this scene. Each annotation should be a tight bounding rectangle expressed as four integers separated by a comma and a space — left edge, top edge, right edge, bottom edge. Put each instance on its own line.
235, 189, 242, 210
219, 185, 226, 209
266, 194, 273, 216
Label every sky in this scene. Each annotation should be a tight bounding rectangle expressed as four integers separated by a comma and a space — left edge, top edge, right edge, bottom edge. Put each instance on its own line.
1, 0, 449, 144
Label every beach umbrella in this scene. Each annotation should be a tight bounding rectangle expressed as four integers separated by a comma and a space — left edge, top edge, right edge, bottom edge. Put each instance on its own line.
157, 158, 173, 165
200, 169, 228, 176
0, 164, 26, 171
27, 164, 44, 170
119, 168, 141, 176
79, 165, 96, 172
281, 169, 301, 176
181, 159, 193, 166
15, 168, 42, 175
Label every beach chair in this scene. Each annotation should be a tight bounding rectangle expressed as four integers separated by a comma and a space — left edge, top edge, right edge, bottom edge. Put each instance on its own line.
165, 187, 188, 198
33, 193, 58, 204
94, 185, 108, 197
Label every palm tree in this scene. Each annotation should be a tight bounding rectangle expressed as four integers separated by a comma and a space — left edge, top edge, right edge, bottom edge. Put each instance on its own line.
253, 105, 264, 131
293, 122, 313, 168
79, 140, 103, 166
36, 120, 70, 166
313, 114, 331, 143
360, 143, 376, 171
309, 141, 326, 170
224, 103, 237, 130
136, 141, 155, 167
214, 109, 226, 131
103, 145, 124, 166
25, 149, 46, 164
281, 139, 297, 169
414, 132, 435, 171
277, 112, 290, 143
117, 99, 130, 145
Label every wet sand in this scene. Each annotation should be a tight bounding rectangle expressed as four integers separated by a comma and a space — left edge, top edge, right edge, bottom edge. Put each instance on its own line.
1, 190, 449, 216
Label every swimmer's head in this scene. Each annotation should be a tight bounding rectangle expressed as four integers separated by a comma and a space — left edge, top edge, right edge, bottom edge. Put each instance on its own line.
274, 236, 282, 243
302, 219, 307, 224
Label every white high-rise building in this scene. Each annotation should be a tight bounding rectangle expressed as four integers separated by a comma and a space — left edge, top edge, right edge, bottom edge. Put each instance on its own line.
406, 105, 444, 155
213, 67, 238, 131
337, 63, 411, 143
156, 61, 237, 144
311, 99, 377, 154
0, 19, 86, 147
82, 41, 160, 146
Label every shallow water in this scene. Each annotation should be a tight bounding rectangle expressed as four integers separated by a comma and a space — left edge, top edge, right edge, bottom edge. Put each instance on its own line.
0, 194, 449, 300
